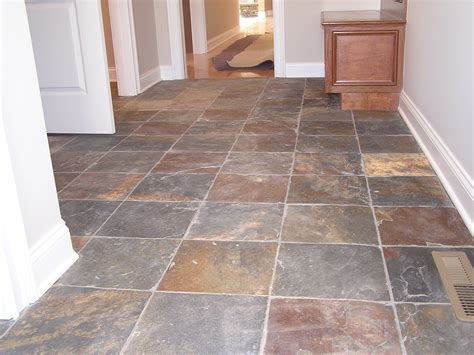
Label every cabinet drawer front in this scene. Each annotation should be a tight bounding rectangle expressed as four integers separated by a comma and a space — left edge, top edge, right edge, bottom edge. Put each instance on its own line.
332, 30, 400, 87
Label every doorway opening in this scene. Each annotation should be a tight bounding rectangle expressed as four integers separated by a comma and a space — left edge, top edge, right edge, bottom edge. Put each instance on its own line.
183, 0, 275, 79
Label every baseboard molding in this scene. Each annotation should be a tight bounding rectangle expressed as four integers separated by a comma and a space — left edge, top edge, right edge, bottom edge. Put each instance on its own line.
285, 62, 325, 78
30, 221, 78, 296
207, 25, 240, 52
108, 67, 117, 82
139, 66, 161, 92
399, 91, 474, 235
160, 65, 175, 81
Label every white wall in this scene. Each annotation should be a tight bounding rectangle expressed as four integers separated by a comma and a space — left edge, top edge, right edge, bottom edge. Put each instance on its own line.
399, 0, 473, 234
1, 0, 77, 318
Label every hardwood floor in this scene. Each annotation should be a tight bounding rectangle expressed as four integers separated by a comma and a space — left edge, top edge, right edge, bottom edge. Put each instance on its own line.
186, 16, 274, 79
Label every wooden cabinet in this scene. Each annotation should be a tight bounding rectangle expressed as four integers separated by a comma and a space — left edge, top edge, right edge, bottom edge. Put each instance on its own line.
322, 10, 406, 110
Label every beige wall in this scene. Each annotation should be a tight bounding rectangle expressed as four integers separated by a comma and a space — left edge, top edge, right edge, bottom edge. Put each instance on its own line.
100, 0, 115, 69
285, 0, 380, 63
204, 0, 240, 40
132, 0, 160, 75
402, 0, 473, 229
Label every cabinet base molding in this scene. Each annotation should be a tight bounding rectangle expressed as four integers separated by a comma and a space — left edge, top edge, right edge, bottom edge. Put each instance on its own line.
341, 92, 400, 110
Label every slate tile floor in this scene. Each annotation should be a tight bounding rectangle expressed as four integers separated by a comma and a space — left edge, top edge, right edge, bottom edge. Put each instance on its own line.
1, 78, 473, 354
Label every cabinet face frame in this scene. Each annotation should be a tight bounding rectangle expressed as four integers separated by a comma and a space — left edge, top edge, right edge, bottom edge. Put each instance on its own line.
324, 23, 406, 94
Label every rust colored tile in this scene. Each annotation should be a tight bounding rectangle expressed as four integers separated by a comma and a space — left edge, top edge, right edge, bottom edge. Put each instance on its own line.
211, 97, 258, 109
51, 151, 104, 172
173, 135, 236, 152
208, 175, 289, 203
364, 153, 435, 176
368, 177, 452, 207
288, 175, 370, 205
201, 107, 251, 121
265, 299, 401, 354
243, 120, 297, 135
59, 173, 143, 201
375, 207, 472, 246
71, 236, 90, 253
187, 121, 244, 135
233, 134, 297, 152
153, 152, 226, 174
299, 121, 355, 135
158, 240, 277, 295
293, 153, 363, 175
133, 122, 191, 136
54, 173, 79, 191
87, 152, 163, 173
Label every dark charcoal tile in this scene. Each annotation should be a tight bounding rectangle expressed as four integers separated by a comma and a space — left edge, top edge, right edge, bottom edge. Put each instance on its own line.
243, 120, 297, 135
375, 207, 472, 246
222, 153, 293, 174
125, 293, 267, 354
282, 205, 378, 244
293, 153, 363, 175
114, 123, 141, 135
60, 238, 179, 290
288, 175, 370, 205
48, 135, 77, 153
363, 153, 434, 177
208, 175, 289, 203
0, 287, 148, 354
114, 110, 157, 123
87, 151, 163, 173
396, 303, 474, 354
261, 88, 304, 100
59, 173, 143, 201
200, 108, 251, 121
129, 173, 215, 201
249, 111, 300, 122
301, 109, 352, 121
158, 240, 277, 295
233, 134, 296, 152
359, 135, 422, 153
368, 177, 452, 207
273, 244, 389, 300
254, 98, 302, 115
51, 151, 104, 172
297, 135, 359, 154
384, 247, 474, 302
71, 236, 90, 253
186, 121, 244, 135
153, 152, 226, 174
60, 200, 120, 236
299, 121, 355, 135
54, 173, 79, 191
187, 203, 283, 241
151, 109, 203, 122
173, 134, 236, 152
356, 119, 411, 135
265, 299, 401, 354
112, 135, 178, 152
303, 96, 340, 109
211, 97, 258, 109
97, 201, 198, 238
353, 110, 402, 121
132, 122, 191, 136
62, 135, 125, 152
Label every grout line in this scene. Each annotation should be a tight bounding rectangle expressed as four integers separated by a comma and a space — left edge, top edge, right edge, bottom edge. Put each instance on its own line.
258, 78, 306, 355
350, 109, 407, 355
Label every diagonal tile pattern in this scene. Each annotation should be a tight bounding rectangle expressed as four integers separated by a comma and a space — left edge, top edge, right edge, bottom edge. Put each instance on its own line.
1, 78, 472, 353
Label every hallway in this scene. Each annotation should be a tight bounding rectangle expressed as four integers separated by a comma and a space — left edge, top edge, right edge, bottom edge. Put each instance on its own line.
0, 78, 472, 353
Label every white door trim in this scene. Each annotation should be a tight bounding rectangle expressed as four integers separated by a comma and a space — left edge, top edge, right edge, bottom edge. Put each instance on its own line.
272, 0, 286, 77
166, 0, 286, 79
189, 0, 207, 54
167, 0, 187, 80
108, 0, 140, 96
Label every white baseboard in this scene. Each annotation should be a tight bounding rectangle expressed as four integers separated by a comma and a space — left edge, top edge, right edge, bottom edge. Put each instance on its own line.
160, 65, 175, 81
399, 91, 474, 235
285, 62, 325, 78
108, 67, 117, 82
139, 66, 162, 92
207, 25, 240, 52
30, 221, 78, 296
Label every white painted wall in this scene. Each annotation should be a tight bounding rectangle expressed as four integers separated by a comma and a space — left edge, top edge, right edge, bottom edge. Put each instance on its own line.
1, 0, 77, 318
399, 0, 474, 234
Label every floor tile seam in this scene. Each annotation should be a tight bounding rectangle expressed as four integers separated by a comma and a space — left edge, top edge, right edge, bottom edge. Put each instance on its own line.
350, 110, 407, 355
258, 79, 306, 355
49, 134, 81, 154
55, 134, 131, 195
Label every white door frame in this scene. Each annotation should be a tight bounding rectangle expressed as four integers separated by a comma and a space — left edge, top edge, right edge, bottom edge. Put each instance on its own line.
108, 0, 141, 96
189, 0, 207, 54
167, 0, 286, 79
